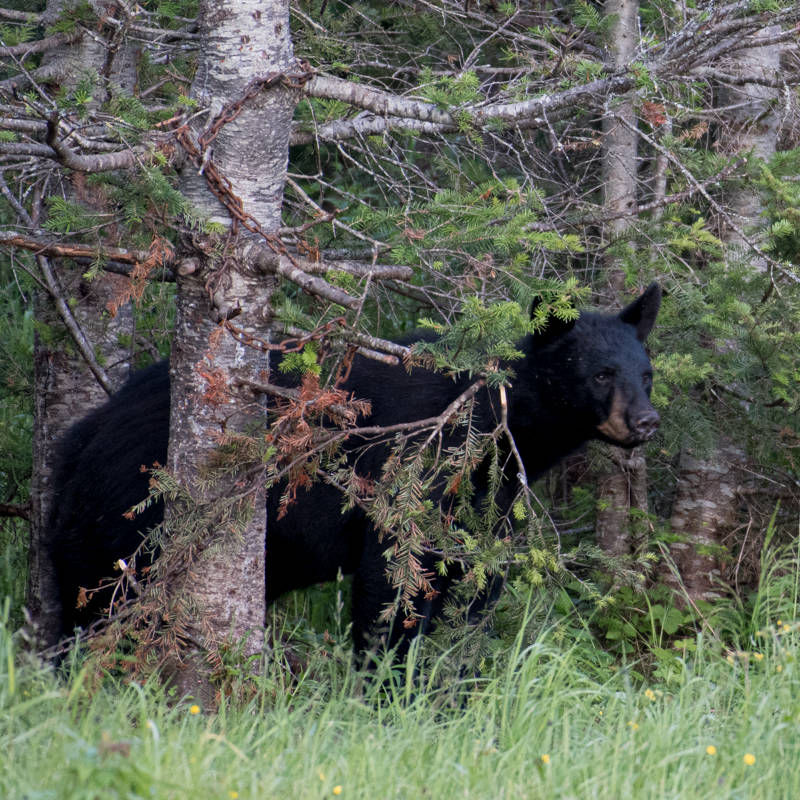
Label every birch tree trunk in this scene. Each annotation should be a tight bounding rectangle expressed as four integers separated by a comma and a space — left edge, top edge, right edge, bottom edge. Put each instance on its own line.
666, 28, 780, 603
27, 0, 137, 649
594, 0, 648, 557
161, 0, 296, 703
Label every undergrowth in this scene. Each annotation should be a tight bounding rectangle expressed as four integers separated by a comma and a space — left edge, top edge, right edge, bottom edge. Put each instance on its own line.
3, 539, 800, 800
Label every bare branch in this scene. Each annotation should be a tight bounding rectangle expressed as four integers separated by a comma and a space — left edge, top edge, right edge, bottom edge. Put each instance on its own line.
0, 7, 39, 22
45, 115, 144, 172
0, 142, 59, 158
296, 72, 637, 145
291, 256, 413, 282
281, 323, 409, 361
0, 229, 162, 265
0, 502, 30, 520
0, 31, 82, 58
304, 74, 456, 125
36, 253, 115, 395
272, 254, 360, 309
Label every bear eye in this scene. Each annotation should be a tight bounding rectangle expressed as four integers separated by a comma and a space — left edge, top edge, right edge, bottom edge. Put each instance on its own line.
594, 370, 614, 385
643, 371, 653, 389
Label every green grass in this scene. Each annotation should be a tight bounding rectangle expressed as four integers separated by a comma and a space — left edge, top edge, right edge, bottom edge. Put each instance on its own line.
3, 595, 800, 800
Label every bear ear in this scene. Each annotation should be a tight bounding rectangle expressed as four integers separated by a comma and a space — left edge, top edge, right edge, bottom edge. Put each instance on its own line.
530, 297, 577, 346
618, 282, 661, 342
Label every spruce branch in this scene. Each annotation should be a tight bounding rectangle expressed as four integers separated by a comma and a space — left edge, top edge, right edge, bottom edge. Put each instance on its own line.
614, 112, 800, 286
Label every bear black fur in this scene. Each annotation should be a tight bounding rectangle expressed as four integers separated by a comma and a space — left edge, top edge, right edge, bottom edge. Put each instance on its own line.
48, 284, 661, 650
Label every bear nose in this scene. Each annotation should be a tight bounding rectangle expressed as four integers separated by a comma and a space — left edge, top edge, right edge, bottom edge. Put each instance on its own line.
632, 409, 660, 440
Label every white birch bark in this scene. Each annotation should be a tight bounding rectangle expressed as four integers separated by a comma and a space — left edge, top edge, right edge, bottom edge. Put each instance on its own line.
163, 0, 296, 702
28, 0, 138, 649
594, 0, 645, 557
667, 28, 781, 603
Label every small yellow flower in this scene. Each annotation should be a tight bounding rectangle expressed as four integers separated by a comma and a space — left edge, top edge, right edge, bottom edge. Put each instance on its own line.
753, 652, 764, 662
706, 745, 717, 756
541, 754, 550, 764
777, 664, 783, 673
644, 688, 656, 701
229, 793, 239, 799
743, 753, 756, 766
332, 787, 343, 796
189, 704, 201, 715
318, 771, 326, 782
628, 721, 639, 731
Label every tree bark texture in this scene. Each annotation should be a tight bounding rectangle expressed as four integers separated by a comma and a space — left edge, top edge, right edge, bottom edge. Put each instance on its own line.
594, 0, 647, 558
29, 265, 135, 648
28, 0, 138, 649
163, 0, 295, 703
593, 444, 649, 557
717, 25, 781, 256
666, 443, 743, 602
666, 29, 780, 603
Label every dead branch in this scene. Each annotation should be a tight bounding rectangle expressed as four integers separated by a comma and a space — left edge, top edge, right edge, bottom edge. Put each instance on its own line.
0, 502, 30, 520
0, 7, 39, 22
37, 252, 115, 394
266, 377, 487, 489
0, 229, 161, 265
293, 257, 413, 282
272, 254, 360, 310
0, 31, 82, 58
45, 115, 145, 172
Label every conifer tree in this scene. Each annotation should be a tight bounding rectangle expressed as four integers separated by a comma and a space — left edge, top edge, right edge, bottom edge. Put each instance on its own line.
0, 1, 798, 673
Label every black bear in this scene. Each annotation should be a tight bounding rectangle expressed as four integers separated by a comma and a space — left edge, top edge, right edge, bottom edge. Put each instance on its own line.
48, 284, 661, 652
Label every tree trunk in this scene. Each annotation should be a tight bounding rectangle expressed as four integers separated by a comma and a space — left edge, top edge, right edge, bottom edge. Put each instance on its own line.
666, 28, 780, 603
29, 267, 134, 648
667, 444, 742, 601
594, 0, 646, 557
161, 0, 295, 704
601, 0, 639, 296
27, 0, 138, 649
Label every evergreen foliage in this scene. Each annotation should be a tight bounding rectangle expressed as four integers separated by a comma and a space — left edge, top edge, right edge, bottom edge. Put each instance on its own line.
0, 0, 799, 686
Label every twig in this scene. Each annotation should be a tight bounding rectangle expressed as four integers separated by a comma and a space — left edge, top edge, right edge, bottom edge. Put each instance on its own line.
615, 113, 800, 285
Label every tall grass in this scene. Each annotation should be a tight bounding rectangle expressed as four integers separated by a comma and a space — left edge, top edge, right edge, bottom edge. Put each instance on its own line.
2, 538, 800, 799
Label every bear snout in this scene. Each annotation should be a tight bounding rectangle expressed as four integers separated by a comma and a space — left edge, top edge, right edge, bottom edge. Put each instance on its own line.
631, 408, 660, 441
